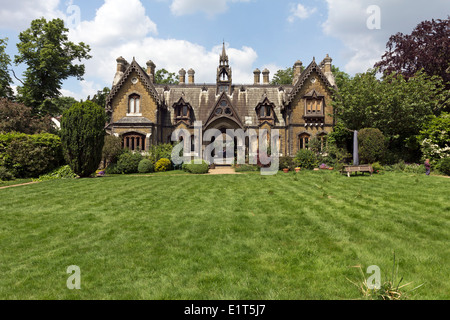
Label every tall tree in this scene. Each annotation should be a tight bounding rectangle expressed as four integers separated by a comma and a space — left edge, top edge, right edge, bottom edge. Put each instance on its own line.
271, 67, 294, 85
374, 17, 450, 86
14, 18, 91, 115
0, 38, 14, 99
89, 87, 111, 109
61, 101, 106, 178
154, 69, 179, 85
333, 69, 447, 162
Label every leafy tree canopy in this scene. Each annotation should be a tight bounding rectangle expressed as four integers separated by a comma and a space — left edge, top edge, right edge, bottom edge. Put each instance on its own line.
0, 38, 14, 99
271, 67, 295, 85
14, 18, 91, 115
154, 69, 179, 85
332, 69, 448, 161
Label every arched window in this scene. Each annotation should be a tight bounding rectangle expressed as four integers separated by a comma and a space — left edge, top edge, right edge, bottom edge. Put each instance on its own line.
128, 94, 141, 114
123, 132, 146, 151
299, 133, 310, 150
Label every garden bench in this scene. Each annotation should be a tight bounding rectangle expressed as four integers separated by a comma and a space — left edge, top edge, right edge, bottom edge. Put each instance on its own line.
341, 165, 374, 177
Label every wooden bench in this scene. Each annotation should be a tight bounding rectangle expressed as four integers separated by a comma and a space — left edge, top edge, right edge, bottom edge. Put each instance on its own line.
341, 165, 374, 177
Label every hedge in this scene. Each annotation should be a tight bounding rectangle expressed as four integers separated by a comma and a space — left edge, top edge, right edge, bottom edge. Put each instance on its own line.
183, 160, 210, 174
0, 132, 63, 178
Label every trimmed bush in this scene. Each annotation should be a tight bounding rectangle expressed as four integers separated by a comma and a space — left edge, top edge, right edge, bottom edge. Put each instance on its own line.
116, 151, 143, 174
294, 149, 319, 170
436, 157, 450, 176
60, 101, 106, 178
0, 132, 63, 178
155, 158, 172, 172
138, 159, 154, 174
358, 128, 386, 164
0, 166, 14, 181
183, 160, 210, 174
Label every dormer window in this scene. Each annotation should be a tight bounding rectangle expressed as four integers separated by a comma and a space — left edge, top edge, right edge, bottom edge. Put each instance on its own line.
256, 98, 275, 124
173, 98, 193, 124
128, 94, 141, 115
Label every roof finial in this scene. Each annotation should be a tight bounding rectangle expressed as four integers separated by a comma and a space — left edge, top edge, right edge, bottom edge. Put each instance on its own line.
220, 40, 229, 65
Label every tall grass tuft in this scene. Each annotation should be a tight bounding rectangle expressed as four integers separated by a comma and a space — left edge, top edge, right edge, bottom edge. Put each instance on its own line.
347, 252, 424, 300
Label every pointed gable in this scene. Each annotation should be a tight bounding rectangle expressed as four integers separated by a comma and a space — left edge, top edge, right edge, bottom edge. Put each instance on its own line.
204, 92, 244, 129
106, 58, 161, 110
287, 59, 334, 105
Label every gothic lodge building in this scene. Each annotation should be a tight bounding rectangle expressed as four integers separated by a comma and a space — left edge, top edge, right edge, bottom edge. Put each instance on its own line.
105, 43, 336, 158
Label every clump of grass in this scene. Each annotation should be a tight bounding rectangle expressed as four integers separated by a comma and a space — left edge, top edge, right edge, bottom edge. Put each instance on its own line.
347, 253, 424, 300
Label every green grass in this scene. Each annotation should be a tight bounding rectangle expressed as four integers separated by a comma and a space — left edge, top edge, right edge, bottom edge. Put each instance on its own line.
0, 171, 449, 300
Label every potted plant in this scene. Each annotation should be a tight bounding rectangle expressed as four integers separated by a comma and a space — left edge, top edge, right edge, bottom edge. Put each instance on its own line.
295, 167, 301, 173
279, 156, 293, 173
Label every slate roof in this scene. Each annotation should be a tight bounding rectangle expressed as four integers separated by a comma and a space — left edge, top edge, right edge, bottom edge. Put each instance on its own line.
156, 84, 292, 127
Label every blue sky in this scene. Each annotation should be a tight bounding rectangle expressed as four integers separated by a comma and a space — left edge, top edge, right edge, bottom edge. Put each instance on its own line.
0, 0, 448, 100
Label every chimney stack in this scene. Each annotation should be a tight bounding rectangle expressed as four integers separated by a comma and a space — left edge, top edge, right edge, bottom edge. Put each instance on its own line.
293, 60, 303, 84
179, 68, 186, 85
113, 56, 128, 86
322, 54, 332, 74
188, 68, 195, 84
262, 68, 270, 85
253, 68, 261, 85
146, 60, 156, 83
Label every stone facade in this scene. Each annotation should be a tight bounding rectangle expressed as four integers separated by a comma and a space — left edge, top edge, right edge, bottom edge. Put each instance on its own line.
105, 44, 336, 158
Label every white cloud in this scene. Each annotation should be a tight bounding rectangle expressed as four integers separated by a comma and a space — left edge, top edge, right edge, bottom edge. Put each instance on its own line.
170, 0, 251, 17
70, 0, 157, 47
0, 0, 64, 30
288, 3, 317, 23
64, 0, 259, 98
322, 0, 450, 75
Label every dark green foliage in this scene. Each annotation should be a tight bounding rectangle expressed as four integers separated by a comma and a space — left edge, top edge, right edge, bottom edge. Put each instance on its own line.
138, 159, 154, 174
35, 165, 78, 181
88, 87, 111, 109
279, 156, 295, 170
102, 135, 123, 168
358, 128, 387, 164
60, 101, 106, 178
328, 121, 353, 151
148, 144, 174, 164
0, 166, 14, 181
182, 160, 209, 174
294, 149, 319, 170
332, 69, 447, 162
0, 132, 63, 178
0, 38, 13, 99
115, 151, 143, 174
436, 158, 450, 176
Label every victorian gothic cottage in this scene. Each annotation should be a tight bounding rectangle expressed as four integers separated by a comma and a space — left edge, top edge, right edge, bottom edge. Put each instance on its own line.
105, 43, 336, 158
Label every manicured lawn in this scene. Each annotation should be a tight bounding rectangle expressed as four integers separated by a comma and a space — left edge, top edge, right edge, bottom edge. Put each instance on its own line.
0, 171, 448, 300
